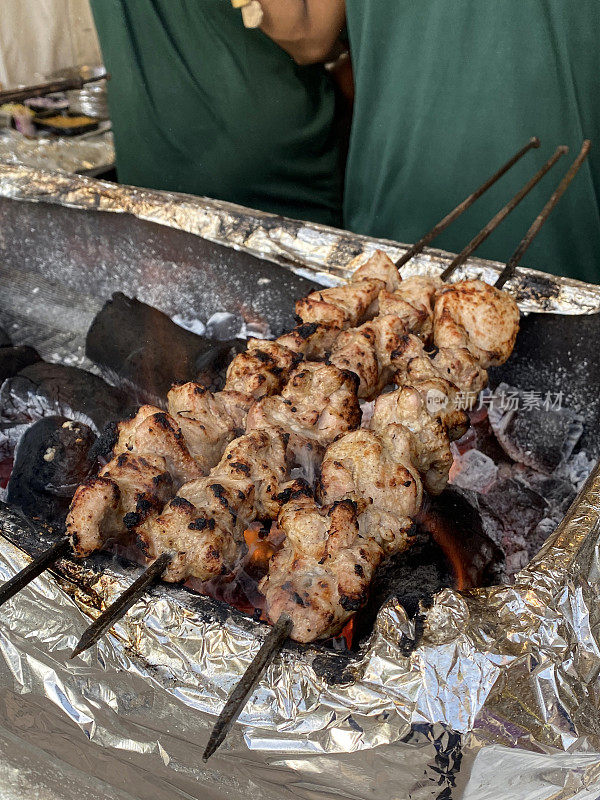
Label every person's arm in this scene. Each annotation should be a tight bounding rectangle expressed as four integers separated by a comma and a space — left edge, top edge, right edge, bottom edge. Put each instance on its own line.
259, 0, 346, 65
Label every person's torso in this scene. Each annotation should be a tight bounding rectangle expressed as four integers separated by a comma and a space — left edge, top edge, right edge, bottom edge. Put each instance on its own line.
91, 0, 343, 226
344, 0, 600, 282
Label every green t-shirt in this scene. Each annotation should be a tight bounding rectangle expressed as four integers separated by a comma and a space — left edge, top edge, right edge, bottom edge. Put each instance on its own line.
344, 0, 600, 283
90, 0, 342, 226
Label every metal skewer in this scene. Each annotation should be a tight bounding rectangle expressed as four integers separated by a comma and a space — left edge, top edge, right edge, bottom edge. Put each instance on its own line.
0, 536, 70, 607
495, 140, 591, 290
203, 613, 293, 761
70, 551, 173, 659
440, 145, 569, 281
395, 136, 540, 269
0, 72, 109, 105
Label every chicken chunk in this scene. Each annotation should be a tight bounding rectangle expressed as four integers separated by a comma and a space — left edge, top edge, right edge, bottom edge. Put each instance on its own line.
377, 275, 441, 342
225, 340, 301, 399
114, 405, 202, 486
432, 347, 488, 398
246, 363, 361, 472
259, 492, 382, 642
137, 429, 289, 582
330, 314, 407, 398
351, 250, 401, 291
276, 322, 341, 360
167, 383, 251, 473
370, 386, 453, 495
320, 427, 421, 554
295, 279, 383, 329
137, 496, 240, 582
66, 453, 174, 557
434, 279, 520, 368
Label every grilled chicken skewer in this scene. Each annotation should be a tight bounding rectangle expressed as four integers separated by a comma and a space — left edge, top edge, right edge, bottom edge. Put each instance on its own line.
65, 248, 436, 587
203, 140, 588, 759
260, 280, 521, 643
258, 142, 587, 643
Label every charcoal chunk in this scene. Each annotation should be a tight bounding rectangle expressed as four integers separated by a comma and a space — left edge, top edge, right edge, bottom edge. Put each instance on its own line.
0, 326, 12, 348
489, 311, 600, 459
86, 293, 245, 404
0, 361, 133, 433
488, 383, 583, 474
0, 345, 41, 381
7, 416, 97, 528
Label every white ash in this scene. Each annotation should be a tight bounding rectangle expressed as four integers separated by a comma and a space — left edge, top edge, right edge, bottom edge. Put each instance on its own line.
172, 314, 206, 337
555, 450, 597, 492
449, 395, 595, 582
172, 312, 271, 341
449, 448, 498, 493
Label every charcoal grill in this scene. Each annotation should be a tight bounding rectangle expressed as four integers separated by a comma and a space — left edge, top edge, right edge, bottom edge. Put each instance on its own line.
1, 162, 600, 800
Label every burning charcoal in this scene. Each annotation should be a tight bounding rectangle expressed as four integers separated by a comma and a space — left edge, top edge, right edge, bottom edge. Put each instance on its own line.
556, 451, 597, 492
0, 361, 133, 434
353, 490, 504, 646
7, 416, 97, 528
0, 345, 41, 381
469, 477, 549, 579
86, 293, 245, 403
489, 310, 600, 460
0, 326, 12, 348
449, 448, 498, 493
513, 467, 576, 513
488, 382, 583, 474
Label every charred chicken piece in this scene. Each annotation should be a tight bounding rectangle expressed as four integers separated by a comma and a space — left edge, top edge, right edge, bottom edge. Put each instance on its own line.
351, 249, 402, 291
261, 423, 423, 643
259, 491, 382, 643
66, 453, 174, 557
320, 426, 422, 555
432, 347, 488, 397
378, 274, 442, 343
114, 405, 202, 486
391, 333, 480, 429
330, 314, 407, 398
246, 363, 361, 472
370, 386, 453, 496
294, 250, 402, 330
166, 383, 252, 473
276, 322, 341, 360
295, 279, 384, 329
224, 339, 301, 399
136, 429, 290, 582
434, 279, 520, 368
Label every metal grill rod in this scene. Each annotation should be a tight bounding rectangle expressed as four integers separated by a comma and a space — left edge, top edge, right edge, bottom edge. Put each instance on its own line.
202, 613, 293, 761
70, 552, 173, 659
440, 145, 568, 282
395, 136, 540, 270
495, 140, 591, 290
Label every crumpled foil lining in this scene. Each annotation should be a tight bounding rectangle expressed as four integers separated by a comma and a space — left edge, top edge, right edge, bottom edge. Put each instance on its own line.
1, 162, 600, 800
0, 130, 114, 175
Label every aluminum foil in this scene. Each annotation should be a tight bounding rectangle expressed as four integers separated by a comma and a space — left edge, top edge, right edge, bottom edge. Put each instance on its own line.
2, 163, 600, 800
0, 130, 114, 175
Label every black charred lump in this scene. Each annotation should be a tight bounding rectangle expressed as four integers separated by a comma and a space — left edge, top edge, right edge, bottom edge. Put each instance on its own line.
85, 292, 245, 402
0, 325, 12, 348
0, 345, 41, 381
7, 416, 97, 529
339, 594, 363, 612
